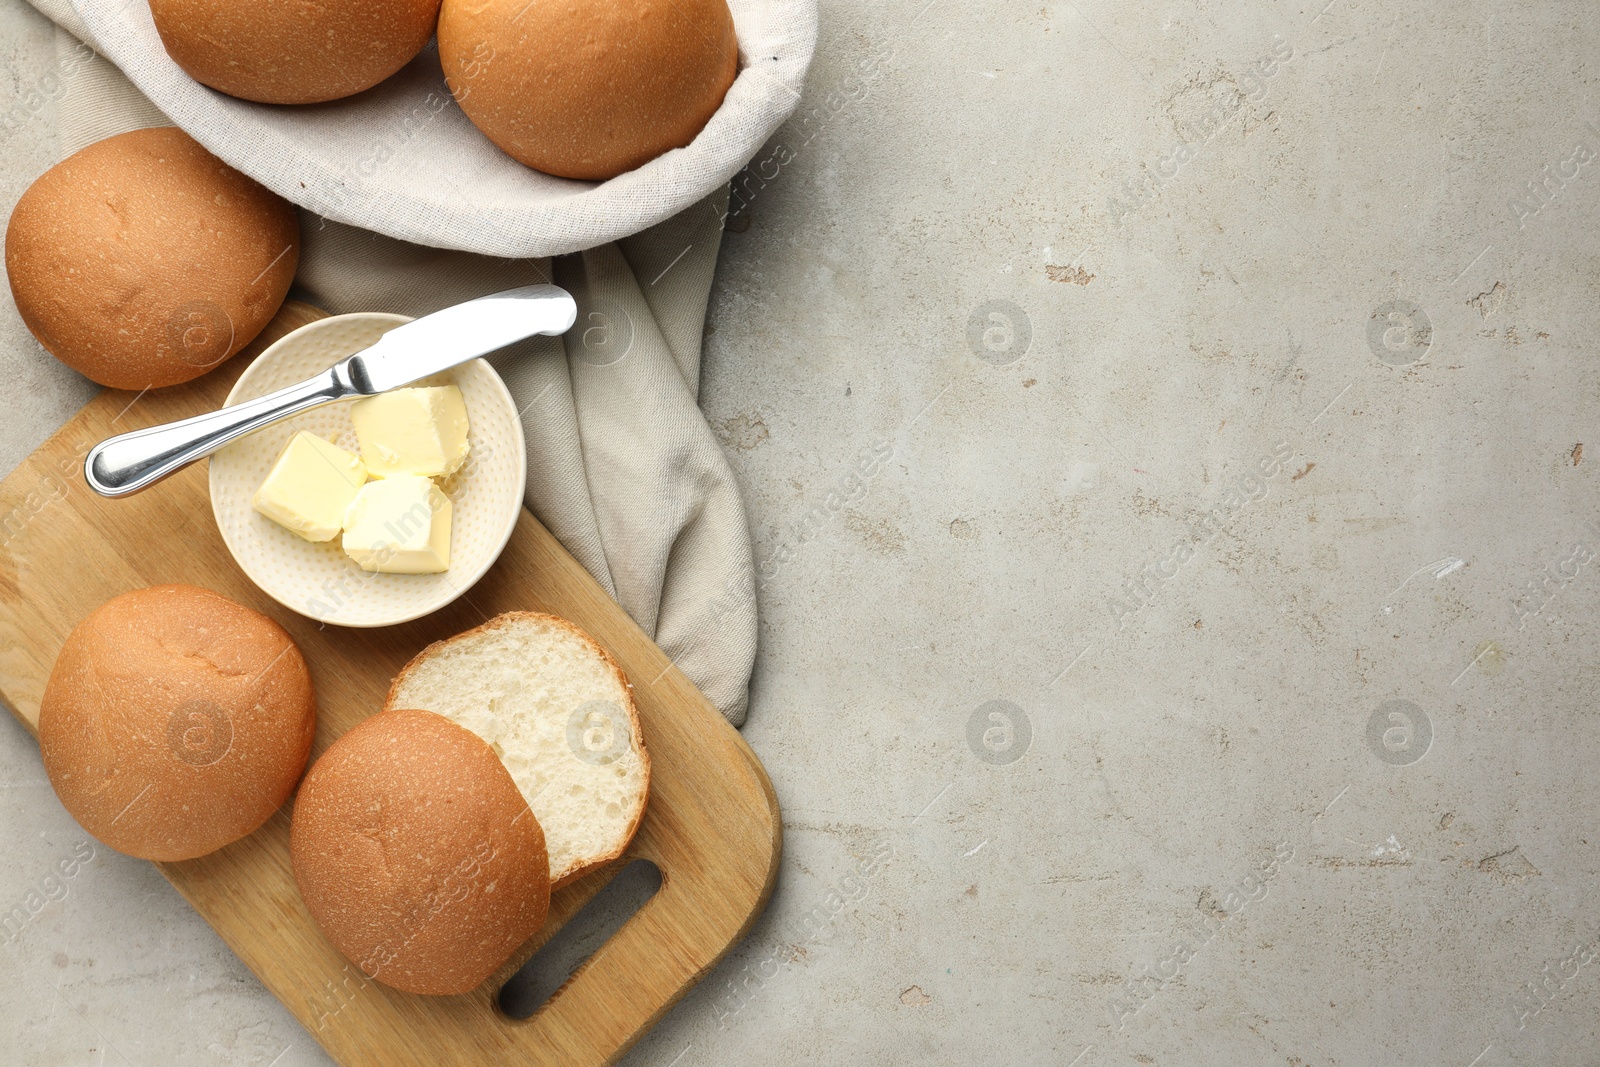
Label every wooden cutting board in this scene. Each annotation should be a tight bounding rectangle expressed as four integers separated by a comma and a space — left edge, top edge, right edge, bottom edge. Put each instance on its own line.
0, 302, 781, 1066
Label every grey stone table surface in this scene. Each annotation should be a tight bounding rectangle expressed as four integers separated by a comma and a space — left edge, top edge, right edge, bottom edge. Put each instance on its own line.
3, 0, 1599, 1064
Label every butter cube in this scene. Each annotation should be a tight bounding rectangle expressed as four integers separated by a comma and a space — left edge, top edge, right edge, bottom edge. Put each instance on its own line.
350, 386, 470, 479
252, 431, 367, 542
341, 475, 452, 573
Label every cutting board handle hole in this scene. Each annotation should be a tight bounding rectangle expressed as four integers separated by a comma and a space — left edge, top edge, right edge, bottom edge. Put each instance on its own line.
497, 859, 662, 1020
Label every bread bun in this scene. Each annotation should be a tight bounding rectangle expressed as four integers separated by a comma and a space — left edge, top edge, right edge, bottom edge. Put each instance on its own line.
5, 128, 299, 390
290, 708, 551, 995
385, 612, 649, 888
438, 0, 739, 180
38, 585, 316, 862
148, 0, 443, 105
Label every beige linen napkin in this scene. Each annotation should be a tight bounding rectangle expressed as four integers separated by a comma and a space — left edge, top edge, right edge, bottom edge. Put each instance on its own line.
21, 12, 758, 725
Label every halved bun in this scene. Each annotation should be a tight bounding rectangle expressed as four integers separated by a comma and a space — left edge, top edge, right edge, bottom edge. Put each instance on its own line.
38, 584, 316, 861
385, 612, 649, 888
290, 708, 551, 995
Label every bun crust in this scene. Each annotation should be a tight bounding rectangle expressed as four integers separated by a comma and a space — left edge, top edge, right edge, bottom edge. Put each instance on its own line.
37, 584, 316, 862
384, 611, 650, 889
149, 0, 443, 105
5, 128, 299, 390
290, 708, 551, 996
438, 0, 739, 180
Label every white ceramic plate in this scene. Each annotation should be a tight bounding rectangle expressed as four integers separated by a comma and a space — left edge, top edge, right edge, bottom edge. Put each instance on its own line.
209, 313, 527, 628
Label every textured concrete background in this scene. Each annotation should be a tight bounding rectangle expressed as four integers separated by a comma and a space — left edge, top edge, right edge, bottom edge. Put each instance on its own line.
4, 1, 1600, 1064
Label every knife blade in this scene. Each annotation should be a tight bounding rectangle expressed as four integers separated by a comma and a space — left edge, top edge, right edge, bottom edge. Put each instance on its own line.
346, 284, 577, 394
85, 284, 577, 498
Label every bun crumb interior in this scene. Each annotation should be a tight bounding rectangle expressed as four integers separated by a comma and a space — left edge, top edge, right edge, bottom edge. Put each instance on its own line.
386, 612, 650, 887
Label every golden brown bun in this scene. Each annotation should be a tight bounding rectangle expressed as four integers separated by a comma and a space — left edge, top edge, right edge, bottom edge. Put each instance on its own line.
383, 611, 649, 890
38, 584, 316, 862
4, 128, 299, 390
148, 0, 443, 105
438, 0, 739, 180
290, 708, 551, 995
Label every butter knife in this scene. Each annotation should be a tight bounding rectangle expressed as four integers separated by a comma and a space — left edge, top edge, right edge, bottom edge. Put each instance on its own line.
85, 284, 577, 498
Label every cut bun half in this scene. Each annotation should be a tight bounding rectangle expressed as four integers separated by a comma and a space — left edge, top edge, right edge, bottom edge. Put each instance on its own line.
385, 612, 650, 888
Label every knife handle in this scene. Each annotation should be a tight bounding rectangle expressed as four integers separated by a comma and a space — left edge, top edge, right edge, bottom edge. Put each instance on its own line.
85, 364, 356, 497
